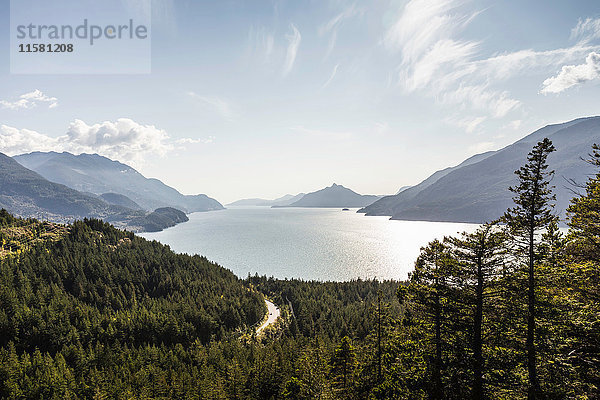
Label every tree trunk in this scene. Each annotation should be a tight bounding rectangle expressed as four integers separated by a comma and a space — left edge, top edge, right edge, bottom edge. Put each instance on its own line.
527, 216, 540, 398
378, 294, 382, 383
434, 282, 442, 400
473, 254, 484, 400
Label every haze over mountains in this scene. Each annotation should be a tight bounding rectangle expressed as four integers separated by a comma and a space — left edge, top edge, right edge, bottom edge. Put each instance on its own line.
3, 116, 600, 227
0, 151, 224, 232
229, 184, 381, 209
15, 152, 224, 213
0, 152, 127, 222
360, 116, 600, 223
274, 183, 381, 208
227, 193, 305, 207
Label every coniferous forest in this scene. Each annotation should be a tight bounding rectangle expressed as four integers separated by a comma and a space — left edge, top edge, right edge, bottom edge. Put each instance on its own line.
1, 139, 600, 399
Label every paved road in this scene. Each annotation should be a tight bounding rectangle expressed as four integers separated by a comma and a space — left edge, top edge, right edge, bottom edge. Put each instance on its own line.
256, 299, 280, 335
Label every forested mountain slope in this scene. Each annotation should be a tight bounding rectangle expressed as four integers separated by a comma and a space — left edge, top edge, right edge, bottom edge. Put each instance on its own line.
360, 116, 600, 222
15, 151, 224, 212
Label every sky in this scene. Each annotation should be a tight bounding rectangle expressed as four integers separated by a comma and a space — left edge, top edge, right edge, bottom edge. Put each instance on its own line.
0, 0, 599, 204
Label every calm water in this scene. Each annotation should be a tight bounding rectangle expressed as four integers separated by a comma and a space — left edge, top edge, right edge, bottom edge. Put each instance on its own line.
141, 207, 479, 281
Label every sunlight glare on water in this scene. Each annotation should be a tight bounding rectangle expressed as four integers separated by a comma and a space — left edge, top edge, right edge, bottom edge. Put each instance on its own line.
141, 207, 480, 281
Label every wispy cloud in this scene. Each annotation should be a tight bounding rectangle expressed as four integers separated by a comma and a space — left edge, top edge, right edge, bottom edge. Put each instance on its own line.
541, 52, 600, 94
444, 115, 487, 133
188, 92, 236, 120
383, 0, 479, 66
321, 64, 340, 89
471, 45, 599, 81
283, 24, 301, 76
383, 0, 512, 120
0, 118, 205, 167
571, 17, 600, 43
248, 25, 275, 62
468, 141, 496, 153
0, 90, 58, 110
319, 4, 360, 57
442, 84, 520, 118
383, 0, 600, 129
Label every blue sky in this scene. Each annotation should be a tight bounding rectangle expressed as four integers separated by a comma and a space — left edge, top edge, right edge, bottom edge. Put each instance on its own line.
0, 0, 599, 203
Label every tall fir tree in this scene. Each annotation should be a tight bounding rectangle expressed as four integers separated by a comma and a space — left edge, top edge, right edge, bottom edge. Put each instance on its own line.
503, 138, 556, 399
447, 223, 506, 400
330, 336, 357, 399
400, 239, 461, 399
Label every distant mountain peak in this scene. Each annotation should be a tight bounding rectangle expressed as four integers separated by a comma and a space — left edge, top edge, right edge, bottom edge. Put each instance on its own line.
276, 183, 381, 208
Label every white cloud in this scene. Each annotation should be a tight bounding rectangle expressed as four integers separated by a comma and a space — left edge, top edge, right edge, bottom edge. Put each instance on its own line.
571, 17, 600, 43
401, 38, 479, 91
541, 52, 600, 94
0, 90, 58, 110
188, 92, 235, 119
176, 136, 215, 145
468, 141, 496, 153
444, 115, 487, 133
248, 25, 275, 61
321, 64, 340, 89
383, 0, 517, 118
0, 118, 206, 167
64, 119, 173, 164
319, 4, 360, 57
383, 1, 600, 121
283, 24, 301, 76
0, 125, 58, 153
442, 84, 520, 118
384, 0, 473, 54
472, 45, 599, 81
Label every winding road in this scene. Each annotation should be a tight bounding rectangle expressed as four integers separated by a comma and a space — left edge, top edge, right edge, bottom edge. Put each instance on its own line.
256, 299, 280, 335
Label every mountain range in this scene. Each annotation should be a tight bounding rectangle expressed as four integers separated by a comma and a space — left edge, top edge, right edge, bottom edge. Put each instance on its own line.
0, 151, 224, 232
4, 116, 599, 227
14, 152, 224, 213
0, 152, 127, 223
359, 116, 600, 223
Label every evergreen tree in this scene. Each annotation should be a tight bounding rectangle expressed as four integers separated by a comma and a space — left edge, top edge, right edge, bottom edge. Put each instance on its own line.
330, 336, 357, 399
567, 143, 600, 260
400, 239, 459, 399
565, 143, 600, 394
447, 224, 506, 400
503, 138, 556, 399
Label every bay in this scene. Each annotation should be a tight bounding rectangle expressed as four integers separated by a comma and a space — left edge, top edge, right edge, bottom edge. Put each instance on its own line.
141, 207, 479, 281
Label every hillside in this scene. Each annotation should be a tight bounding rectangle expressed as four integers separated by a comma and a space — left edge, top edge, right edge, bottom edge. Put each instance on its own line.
100, 192, 143, 210
0, 153, 189, 232
14, 152, 224, 213
0, 152, 127, 222
128, 206, 189, 232
359, 117, 600, 223
276, 183, 381, 208
0, 210, 401, 398
0, 212, 264, 352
